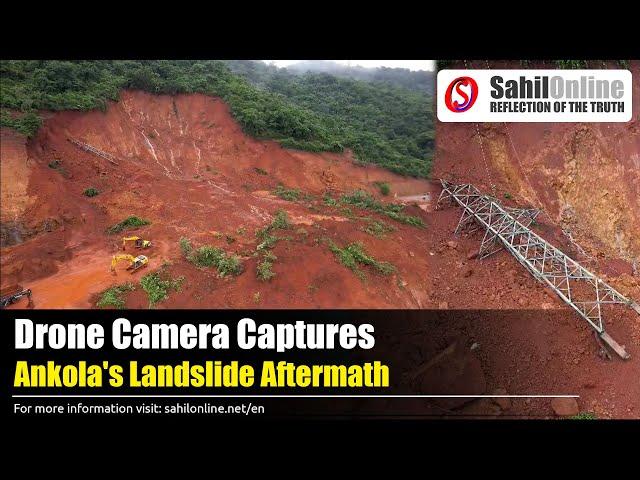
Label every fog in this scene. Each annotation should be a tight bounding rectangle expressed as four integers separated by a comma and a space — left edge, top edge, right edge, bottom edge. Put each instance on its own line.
262, 60, 435, 72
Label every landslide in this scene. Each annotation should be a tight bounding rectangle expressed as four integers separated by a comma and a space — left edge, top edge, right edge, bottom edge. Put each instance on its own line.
0, 90, 433, 308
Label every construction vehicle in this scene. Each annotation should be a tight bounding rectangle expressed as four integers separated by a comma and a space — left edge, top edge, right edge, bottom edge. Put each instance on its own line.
111, 254, 149, 274
1, 285, 33, 308
122, 236, 152, 250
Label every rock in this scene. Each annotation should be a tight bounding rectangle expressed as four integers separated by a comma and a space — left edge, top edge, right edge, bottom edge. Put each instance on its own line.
491, 388, 511, 411
438, 301, 449, 310
551, 398, 579, 417
517, 297, 528, 307
541, 302, 554, 310
446, 240, 458, 249
463, 268, 473, 278
467, 250, 479, 260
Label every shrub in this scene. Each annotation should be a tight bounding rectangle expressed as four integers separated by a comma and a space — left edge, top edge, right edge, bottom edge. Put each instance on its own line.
107, 216, 150, 234
254, 211, 290, 280
364, 220, 396, 238
570, 412, 597, 420
257, 253, 276, 281
140, 271, 184, 308
254, 167, 268, 175
323, 194, 339, 207
83, 187, 99, 197
375, 182, 391, 196
179, 237, 192, 256
274, 184, 301, 201
329, 241, 395, 279
216, 254, 243, 277
180, 240, 243, 277
96, 283, 135, 309
271, 209, 291, 230
190, 246, 224, 267
340, 190, 424, 227
47, 159, 68, 177
256, 232, 278, 251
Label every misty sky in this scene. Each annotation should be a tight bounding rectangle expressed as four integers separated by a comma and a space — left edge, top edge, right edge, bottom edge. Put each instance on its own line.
262, 60, 435, 72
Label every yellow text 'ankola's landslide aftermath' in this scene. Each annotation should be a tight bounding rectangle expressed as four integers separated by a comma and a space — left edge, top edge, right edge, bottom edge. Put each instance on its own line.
14, 361, 390, 388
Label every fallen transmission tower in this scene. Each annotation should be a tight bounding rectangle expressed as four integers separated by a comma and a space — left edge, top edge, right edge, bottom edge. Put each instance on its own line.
68, 138, 119, 165
437, 179, 639, 360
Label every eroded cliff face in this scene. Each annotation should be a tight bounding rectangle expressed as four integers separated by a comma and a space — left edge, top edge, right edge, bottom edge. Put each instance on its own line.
0, 90, 433, 308
435, 61, 640, 271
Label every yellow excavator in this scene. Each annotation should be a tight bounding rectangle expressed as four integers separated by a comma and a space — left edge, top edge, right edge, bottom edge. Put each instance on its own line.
111, 254, 149, 274
122, 236, 152, 250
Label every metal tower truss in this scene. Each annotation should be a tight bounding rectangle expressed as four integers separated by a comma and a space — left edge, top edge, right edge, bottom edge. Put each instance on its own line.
437, 179, 639, 360
68, 138, 119, 165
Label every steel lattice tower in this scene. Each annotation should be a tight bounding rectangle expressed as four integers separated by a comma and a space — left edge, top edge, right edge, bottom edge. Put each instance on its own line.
437, 179, 639, 359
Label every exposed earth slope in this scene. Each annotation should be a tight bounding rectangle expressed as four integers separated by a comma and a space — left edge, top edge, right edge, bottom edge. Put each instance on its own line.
429, 60, 640, 418
1, 90, 435, 309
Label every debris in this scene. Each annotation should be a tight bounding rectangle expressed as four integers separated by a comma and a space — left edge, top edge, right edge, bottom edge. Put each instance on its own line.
446, 240, 458, 249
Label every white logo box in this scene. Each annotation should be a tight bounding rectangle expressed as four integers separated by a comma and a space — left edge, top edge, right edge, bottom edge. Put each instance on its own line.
437, 69, 632, 122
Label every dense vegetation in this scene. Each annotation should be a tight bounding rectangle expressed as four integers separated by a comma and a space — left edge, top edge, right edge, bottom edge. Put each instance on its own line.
225, 60, 434, 93
0, 60, 433, 177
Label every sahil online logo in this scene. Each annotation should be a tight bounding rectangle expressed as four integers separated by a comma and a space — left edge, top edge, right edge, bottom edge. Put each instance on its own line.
445, 76, 478, 112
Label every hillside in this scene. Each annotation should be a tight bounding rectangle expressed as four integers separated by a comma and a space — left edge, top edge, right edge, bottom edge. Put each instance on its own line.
0, 90, 435, 308
225, 60, 435, 93
0, 60, 433, 177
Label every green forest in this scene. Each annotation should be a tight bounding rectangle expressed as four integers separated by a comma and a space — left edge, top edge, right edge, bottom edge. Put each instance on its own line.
0, 60, 434, 177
